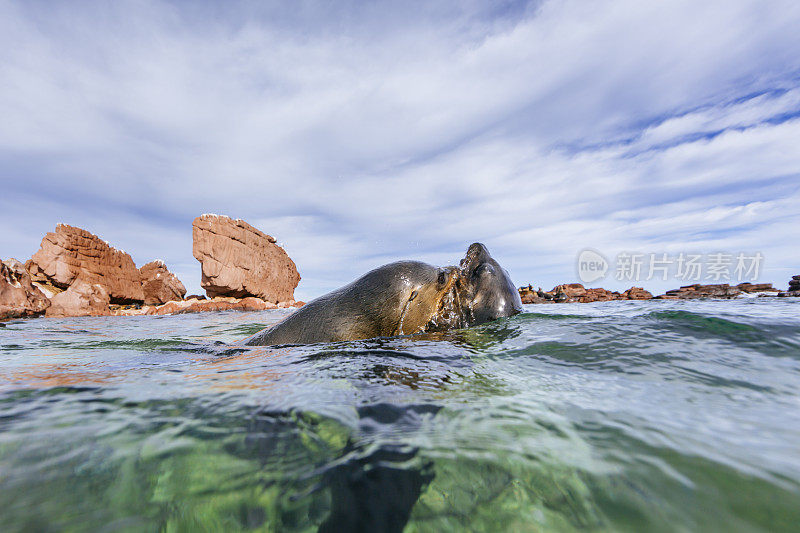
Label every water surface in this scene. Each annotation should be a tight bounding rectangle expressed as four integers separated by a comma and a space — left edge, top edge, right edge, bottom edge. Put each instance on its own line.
1, 299, 799, 531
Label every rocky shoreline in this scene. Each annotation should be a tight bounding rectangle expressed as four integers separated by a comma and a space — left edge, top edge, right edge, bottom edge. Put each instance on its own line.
1, 215, 304, 321
518, 279, 799, 304
3, 215, 798, 321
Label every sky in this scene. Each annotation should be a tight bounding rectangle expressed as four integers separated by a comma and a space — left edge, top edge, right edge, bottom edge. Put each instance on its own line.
1, 0, 800, 301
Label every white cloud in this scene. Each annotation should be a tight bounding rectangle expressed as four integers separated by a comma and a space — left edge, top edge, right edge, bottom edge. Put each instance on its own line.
1, 0, 799, 300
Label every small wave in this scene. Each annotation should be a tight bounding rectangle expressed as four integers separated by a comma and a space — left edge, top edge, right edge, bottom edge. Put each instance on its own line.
517, 311, 594, 320
639, 310, 800, 359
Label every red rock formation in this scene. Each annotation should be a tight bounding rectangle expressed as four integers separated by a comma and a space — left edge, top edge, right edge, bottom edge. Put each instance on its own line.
622, 287, 653, 300
551, 283, 588, 299
656, 284, 741, 299
518, 283, 653, 303
140, 260, 186, 305
46, 279, 111, 317
192, 214, 300, 302
579, 287, 624, 302
0, 259, 50, 320
29, 224, 144, 304
736, 282, 777, 294
518, 286, 546, 304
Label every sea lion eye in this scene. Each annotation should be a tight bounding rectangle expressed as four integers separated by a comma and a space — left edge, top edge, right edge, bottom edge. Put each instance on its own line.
473, 264, 494, 277
437, 270, 447, 285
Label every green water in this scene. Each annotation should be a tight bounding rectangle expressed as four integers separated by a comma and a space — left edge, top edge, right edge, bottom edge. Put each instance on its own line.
1, 299, 799, 531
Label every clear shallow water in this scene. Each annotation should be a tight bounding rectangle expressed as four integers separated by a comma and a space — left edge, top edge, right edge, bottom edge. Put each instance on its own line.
1, 299, 799, 532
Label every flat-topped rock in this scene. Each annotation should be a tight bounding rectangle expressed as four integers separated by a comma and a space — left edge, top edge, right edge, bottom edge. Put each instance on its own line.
29, 224, 144, 304
657, 284, 741, 299
736, 282, 778, 294
192, 214, 300, 302
1, 258, 50, 320
140, 260, 186, 305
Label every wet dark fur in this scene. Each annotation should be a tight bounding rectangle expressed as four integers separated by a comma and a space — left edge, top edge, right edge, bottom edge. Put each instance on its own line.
245, 243, 522, 346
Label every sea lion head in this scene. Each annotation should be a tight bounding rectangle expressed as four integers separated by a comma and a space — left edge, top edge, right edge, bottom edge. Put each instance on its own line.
456, 243, 523, 326
395, 265, 460, 335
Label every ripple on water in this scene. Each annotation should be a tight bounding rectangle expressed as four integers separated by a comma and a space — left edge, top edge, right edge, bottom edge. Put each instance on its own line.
1, 299, 799, 531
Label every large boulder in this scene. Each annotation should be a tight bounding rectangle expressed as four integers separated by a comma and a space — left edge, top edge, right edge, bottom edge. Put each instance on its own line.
140, 260, 186, 305
0, 258, 50, 320
192, 214, 300, 302
46, 279, 111, 317
29, 224, 144, 304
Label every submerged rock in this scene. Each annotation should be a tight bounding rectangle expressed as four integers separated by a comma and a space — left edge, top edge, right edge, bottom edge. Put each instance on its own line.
29, 224, 144, 304
192, 214, 300, 302
0, 258, 50, 320
139, 260, 186, 305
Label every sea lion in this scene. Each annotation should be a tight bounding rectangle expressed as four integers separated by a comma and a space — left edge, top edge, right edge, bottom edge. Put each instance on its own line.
245, 243, 522, 346
455, 242, 524, 325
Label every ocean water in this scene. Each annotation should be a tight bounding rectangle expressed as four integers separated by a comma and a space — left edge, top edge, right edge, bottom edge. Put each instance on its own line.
1, 298, 799, 532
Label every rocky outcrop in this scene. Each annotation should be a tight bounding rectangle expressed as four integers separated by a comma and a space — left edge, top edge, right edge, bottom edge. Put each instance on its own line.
778, 275, 800, 297
192, 214, 300, 302
736, 282, 778, 294
0, 258, 50, 320
29, 224, 145, 304
152, 297, 277, 315
518, 283, 652, 303
140, 260, 186, 305
656, 282, 777, 300
656, 284, 736, 299
622, 287, 653, 300
46, 279, 111, 317
573, 287, 622, 302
